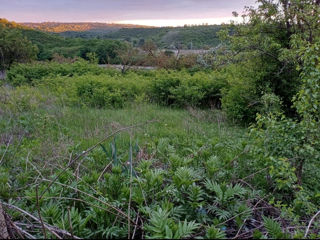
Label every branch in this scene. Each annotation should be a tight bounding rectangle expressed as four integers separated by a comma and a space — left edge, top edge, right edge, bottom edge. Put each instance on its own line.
2, 202, 80, 239
304, 210, 320, 238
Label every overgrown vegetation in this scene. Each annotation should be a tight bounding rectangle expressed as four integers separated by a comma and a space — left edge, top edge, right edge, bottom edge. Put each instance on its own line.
0, 0, 320, 239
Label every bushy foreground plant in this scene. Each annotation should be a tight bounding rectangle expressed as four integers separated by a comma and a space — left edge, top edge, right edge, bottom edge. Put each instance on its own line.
245, 43, 320, 233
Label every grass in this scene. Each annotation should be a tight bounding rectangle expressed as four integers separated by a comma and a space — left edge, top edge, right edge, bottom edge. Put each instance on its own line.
0, 85, 251, 238
0, 86, 245, 169
1, 83, 317, 239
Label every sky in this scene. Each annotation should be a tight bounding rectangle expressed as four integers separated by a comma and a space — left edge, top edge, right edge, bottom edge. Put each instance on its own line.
0, 0, 257, 27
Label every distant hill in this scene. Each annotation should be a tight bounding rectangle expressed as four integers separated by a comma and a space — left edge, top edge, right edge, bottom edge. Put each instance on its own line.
20, 22, 154, 33
0, 18, 30, 29
1, 19, 127, 63
99, 25, 222, 49
20, 21, 222, 49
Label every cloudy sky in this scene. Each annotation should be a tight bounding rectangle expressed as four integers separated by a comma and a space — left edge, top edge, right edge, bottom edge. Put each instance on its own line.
0, 0, 256, 26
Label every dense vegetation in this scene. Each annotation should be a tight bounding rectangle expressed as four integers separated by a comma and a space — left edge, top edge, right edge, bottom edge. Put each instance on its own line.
0, 18, 127, 64
65, 25, 222, 49
21, 21, 222, 49
0, 0, 320, 239
0, 20, 37, 70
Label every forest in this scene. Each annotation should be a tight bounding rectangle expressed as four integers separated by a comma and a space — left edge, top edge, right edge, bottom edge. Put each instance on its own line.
0, 0, 319, 239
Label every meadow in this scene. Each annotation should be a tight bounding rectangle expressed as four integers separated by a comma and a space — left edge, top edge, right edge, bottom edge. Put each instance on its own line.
1, 0, 320, 238
1, 61, 319, 239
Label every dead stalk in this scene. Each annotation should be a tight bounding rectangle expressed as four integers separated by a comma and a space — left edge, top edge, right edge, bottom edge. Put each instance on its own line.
36, 185, 47, 239
97, 161, 113, 182
2, 202, 80, 239
67, 207, 74, 239
0, 135, 12, 165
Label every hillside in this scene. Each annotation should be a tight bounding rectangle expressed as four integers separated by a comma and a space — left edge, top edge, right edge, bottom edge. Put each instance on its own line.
99, 25, 222, 49
20, 22, 154, 32
1, 19, 127, 63
20, 21, 222, 49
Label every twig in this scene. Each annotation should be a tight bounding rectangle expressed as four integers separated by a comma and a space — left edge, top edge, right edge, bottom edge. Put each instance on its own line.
40, 119, 157, 199
10, 221, 34, 239
36, 186, 47, 239
241, 167, 269, 181
75, 157, 86, 180
235, 223, 264, 239
39, 197, 128, 226
132, 215, 139, 239
67, 151, 74, 166
233, 195, 269, 239
229, 148, 248, 167
2, 202, 80, 239
304, 210, 320, 238
97, 161, 112, 182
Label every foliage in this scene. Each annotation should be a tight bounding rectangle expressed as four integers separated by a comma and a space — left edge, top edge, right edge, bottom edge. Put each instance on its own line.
7, 62, 228, 109
0, 22, 38, 70
57, 24, 222, 49
263, 216, 289, 239
247, 42, 320, 220
149, 70, 227, 108
218, 0, 320, 121
144, 208, 199, 239
6, 60, 112, 86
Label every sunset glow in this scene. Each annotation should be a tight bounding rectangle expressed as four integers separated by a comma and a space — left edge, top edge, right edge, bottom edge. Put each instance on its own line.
0, 0, 256, 25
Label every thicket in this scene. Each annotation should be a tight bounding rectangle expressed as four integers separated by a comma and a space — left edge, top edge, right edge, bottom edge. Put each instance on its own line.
6, 61, 112, 86
7, 62, 227, 109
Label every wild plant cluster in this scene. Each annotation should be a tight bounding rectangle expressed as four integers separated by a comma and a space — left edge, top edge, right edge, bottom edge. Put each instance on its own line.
0, 64, 319, 238
1, 0, 320, 239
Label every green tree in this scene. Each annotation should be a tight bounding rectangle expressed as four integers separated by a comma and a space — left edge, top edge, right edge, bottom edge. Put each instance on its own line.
0, 24, 38, 70
220, 0, 320, 121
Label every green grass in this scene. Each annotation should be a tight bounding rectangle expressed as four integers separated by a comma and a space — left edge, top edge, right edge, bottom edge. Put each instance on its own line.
0, 85, 251, 238
1, 81, 317, 239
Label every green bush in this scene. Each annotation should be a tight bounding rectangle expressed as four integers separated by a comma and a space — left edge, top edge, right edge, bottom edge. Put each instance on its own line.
221, 63, 268, 123
37, 72, 150, 108
7, 63, 228, 109
150, 70, 226, 108
7, 60, 116, 86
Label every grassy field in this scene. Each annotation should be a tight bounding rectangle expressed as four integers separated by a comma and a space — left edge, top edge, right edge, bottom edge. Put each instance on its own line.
1, 83, 252, 238
1, 61, 319, 238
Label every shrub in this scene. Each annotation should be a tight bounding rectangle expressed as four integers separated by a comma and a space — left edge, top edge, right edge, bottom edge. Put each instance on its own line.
7, 62, 228, 109
38, 72, 150, 108
221, 63, 268, 123
150, 70, 226, 108
7, 60, 116, 86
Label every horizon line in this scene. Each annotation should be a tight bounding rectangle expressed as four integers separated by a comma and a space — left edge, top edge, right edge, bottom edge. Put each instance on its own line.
11, 17, 239, 28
